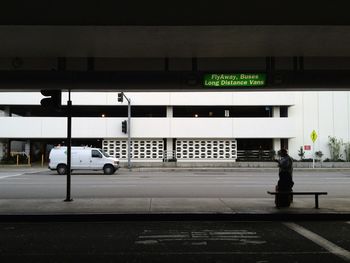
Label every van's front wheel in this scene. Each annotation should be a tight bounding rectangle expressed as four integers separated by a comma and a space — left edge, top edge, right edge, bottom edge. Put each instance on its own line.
103, 164, 115, 175
57, 164, 67, 175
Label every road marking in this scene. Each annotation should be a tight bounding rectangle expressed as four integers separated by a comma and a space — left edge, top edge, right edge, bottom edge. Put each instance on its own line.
0, 174, 24, 180
0, 170, 45, 180
136, 229, 266, 245
284, 222, 350, 262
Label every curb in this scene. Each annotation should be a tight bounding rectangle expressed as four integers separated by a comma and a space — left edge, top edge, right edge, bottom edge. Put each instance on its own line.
2, 166, 350, 173
1, 213, 349, 222
125, 167, 350, 172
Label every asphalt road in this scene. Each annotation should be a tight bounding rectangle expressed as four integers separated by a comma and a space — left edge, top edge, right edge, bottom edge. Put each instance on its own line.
0, 169, 349, 199
1, 220, 349, 262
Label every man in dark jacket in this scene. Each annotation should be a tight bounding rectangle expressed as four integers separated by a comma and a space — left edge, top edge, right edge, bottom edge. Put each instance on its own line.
274, 149, 294, 207
276, 149, 294, 191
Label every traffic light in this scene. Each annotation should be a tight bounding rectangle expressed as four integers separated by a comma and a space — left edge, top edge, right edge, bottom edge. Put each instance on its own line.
40, 90, 61, 109
122, 120, 127, 134
118, 92, 124, 102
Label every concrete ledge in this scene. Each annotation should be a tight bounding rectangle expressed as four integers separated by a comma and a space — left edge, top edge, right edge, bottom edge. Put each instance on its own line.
2, 162, 350, 169
1, 213, 349, 222
119, 161, 350, 168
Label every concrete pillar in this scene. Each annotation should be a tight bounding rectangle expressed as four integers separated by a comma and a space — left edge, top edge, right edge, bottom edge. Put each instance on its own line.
0, 141, 4, 160
273, 106, 280, 118
273, 138, 281, 153
166, 138, 173, 152
0, 140, 11, 159
166, 106, 173, 117
4, 106, 10, 116
272, 106, 281, 154
24, 140, 30, 157
166, 106, 174, 160
166, 138, 173, 160
0, 106, 10, 117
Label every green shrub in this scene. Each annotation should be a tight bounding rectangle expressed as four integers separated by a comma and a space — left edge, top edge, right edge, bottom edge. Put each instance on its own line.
344, 143, 350, 162
298, 146, 305, 160
328, 136, 343, 161
315, 151, 323, 161
0, 155, 28, 164
0, 156, 16, 164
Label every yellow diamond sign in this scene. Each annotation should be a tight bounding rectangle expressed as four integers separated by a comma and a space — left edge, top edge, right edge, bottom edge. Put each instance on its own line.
310, 130, 318, 143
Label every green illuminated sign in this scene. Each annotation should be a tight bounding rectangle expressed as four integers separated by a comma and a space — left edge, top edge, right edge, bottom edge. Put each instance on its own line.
204, 73, 266, 87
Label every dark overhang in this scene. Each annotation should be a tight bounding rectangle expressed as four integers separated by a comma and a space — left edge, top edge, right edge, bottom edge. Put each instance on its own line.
1, 26, 350, 58
1, 1, 350, 92
1, 1, 349, 26
1, 70, 350, 92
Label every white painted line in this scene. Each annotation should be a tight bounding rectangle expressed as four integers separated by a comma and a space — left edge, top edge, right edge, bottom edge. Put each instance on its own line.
284, 222, 350, 262
0, 169, 44, 180
0, 174, 24, 180
136, 229, 266, 245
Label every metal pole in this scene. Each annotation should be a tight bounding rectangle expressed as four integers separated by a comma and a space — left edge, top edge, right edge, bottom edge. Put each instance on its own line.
312, 142, 315, 169
65, 90, 73, 202
127, 98, 131, 170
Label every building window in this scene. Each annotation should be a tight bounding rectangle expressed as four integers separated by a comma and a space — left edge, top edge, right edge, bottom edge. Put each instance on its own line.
176, 139, 237, 161
280, 106, 288, 117
103, 139, 164, 160
173, 106, 272, 118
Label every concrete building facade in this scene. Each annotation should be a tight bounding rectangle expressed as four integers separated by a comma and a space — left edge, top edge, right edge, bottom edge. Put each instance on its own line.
1, 91, 349, 163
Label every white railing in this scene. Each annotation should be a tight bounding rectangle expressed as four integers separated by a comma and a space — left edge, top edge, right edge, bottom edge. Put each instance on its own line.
10, 151, 29, 158
237, 150, 274, 161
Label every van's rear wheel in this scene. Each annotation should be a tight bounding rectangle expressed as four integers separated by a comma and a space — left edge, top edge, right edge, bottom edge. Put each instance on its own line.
57, 164, 67, 175
103, 164, 115, 175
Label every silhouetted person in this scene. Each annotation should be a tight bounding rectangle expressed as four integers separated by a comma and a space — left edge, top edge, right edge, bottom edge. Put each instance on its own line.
274, 148, 294, 207
276, 149, 294, 191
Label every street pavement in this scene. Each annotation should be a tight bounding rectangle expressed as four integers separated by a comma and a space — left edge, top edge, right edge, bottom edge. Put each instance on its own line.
1, 168, 350, 262
0, 167, 349, 215
1, 220, 350, 262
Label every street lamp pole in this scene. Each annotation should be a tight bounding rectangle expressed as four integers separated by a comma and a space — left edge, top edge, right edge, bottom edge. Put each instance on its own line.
127, 96, 131, 170
118, 92, 131, 170
65, 89, 73, 202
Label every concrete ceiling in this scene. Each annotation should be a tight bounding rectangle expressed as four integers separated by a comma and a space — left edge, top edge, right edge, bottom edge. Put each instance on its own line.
1, 26, 350, 58
1, 1, 349, 26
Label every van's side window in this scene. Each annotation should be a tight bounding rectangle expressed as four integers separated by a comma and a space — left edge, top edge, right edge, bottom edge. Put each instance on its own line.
92, 150, 102, 158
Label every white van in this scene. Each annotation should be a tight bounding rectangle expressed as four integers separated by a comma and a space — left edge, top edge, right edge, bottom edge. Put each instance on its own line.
48, 146, 119, 175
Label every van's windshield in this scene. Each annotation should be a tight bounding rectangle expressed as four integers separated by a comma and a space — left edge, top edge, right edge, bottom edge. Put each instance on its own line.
99, 149, 110, 158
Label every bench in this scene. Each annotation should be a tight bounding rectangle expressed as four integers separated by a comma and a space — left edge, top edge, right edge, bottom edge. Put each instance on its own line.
267, 191, 328, 208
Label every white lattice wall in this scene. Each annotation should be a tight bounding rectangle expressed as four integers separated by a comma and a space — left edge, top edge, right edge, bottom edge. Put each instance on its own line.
103, 139, 164, 161
176, 139, 237, 161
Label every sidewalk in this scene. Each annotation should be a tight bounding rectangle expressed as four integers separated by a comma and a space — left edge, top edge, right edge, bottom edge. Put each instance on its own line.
0, 197, 349, 220
0, 166, 349, 219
